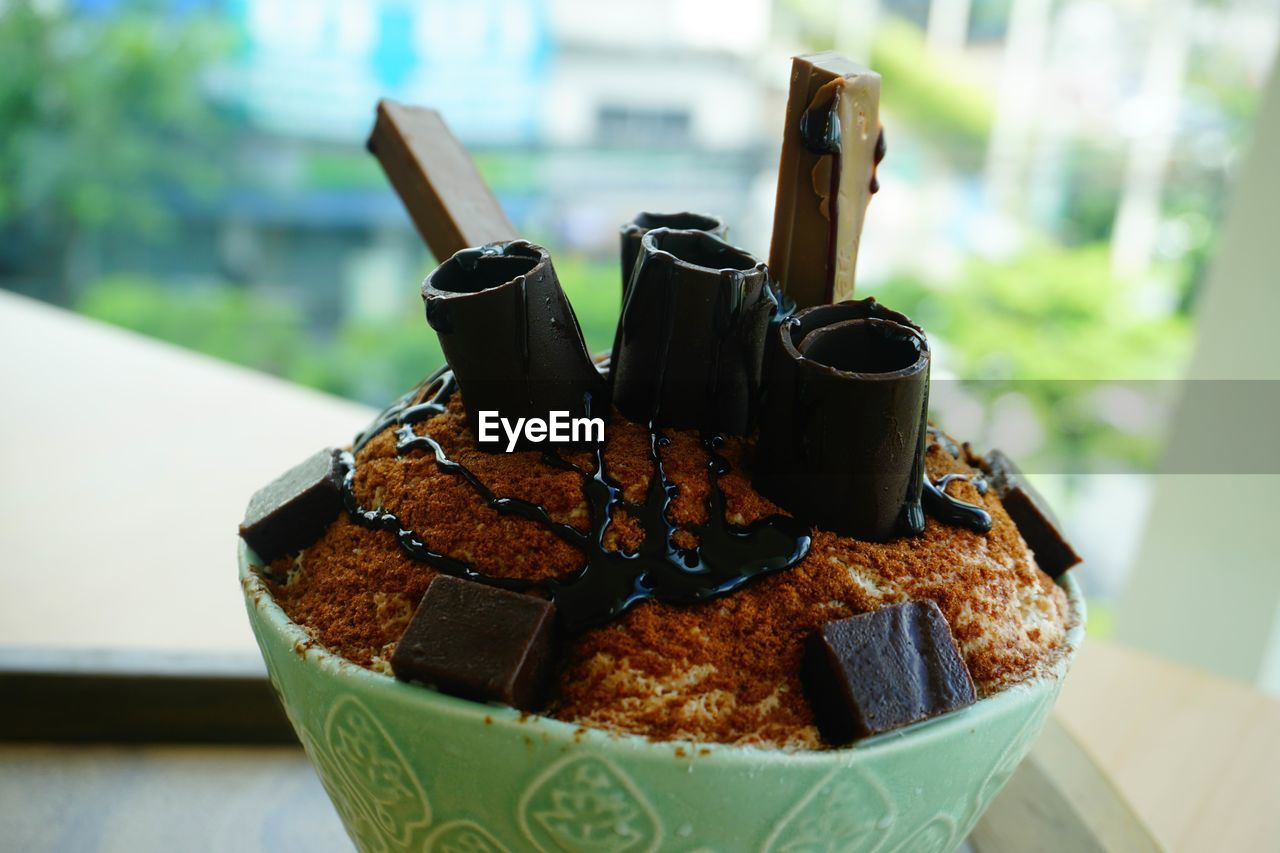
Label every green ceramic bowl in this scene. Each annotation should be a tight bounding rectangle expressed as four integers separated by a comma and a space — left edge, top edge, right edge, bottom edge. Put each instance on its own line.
240, 541, 1083, 853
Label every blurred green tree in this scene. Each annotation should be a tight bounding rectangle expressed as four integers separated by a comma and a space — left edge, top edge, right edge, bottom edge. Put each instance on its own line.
779, 4, 995, 169
876, 243, 1192, 472
77, 274, 308, 376
73, 255, 624, 407
878, 244, 1189, 381
0, 1, 231, 302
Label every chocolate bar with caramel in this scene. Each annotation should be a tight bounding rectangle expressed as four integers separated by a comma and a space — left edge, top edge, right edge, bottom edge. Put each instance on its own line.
769, 53, 882, 309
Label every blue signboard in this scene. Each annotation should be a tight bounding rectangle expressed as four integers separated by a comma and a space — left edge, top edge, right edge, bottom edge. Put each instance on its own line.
226, 0, 549, 144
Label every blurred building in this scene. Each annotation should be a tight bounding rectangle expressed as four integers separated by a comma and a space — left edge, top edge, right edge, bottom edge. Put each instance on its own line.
179, 0, 777, 324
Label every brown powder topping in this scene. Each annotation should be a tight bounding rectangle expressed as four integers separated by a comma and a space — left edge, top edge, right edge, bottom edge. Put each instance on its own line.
270, 392, 1073, 749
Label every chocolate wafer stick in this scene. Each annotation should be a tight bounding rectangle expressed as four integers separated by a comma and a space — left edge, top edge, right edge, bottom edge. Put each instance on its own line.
769, 53, 883, 309
367, 99, 519, 260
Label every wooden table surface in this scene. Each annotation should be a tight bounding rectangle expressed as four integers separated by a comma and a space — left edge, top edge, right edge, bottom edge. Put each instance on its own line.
1054, 642, 1280, 851
2, 293, 1278, 852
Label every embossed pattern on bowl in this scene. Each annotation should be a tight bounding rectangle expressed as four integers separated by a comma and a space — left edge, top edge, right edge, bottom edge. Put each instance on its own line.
240, 542, 1084, 853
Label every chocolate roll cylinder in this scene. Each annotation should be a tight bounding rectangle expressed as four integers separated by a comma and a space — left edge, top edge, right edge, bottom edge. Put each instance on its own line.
755, 298, 929, 541
620, 212, 726, 300
422, 241, 607, 449
610, 228, 778, 434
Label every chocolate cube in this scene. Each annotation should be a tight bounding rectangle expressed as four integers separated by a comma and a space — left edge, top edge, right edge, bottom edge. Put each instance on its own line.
239, 448, 343, 563
801, 600, 975, 745
983, 449, 1081, 578
391, 575, 556, 711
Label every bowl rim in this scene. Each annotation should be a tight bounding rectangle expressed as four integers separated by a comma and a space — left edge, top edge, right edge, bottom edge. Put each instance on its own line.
240, 539, 1085, 767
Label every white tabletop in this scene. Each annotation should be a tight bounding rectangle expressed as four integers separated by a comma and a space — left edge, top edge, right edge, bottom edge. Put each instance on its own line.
0, 291, 374, 656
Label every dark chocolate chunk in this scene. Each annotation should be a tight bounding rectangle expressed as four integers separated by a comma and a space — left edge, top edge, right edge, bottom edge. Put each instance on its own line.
754, 298, 931, 541
982, 449, 1082, 578
801, 599, 976, 745
422, 241, 608, 450
620, 212, 726, 301
390, 575, 556, 710
609, 228, 778, 434
239, 448, 343, 563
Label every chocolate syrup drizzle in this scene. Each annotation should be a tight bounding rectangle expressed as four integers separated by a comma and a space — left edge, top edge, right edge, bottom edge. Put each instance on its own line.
927, 425, 962, 459
890, 428, 992, 538
922, 476, 992, 532
346, 353, 992, 630
921, 426, 994, 533
799, 87, 887, 304
799, 87, 844, 305
345, 367, 811, 632
935, 472, 989, 496
870, 128, 886, 195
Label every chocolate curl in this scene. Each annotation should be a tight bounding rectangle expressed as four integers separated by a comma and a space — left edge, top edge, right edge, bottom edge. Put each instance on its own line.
755, 298, 929, 541
619, 212, 726, 301
610, 228, 777, 434
422, 241, 607, 449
